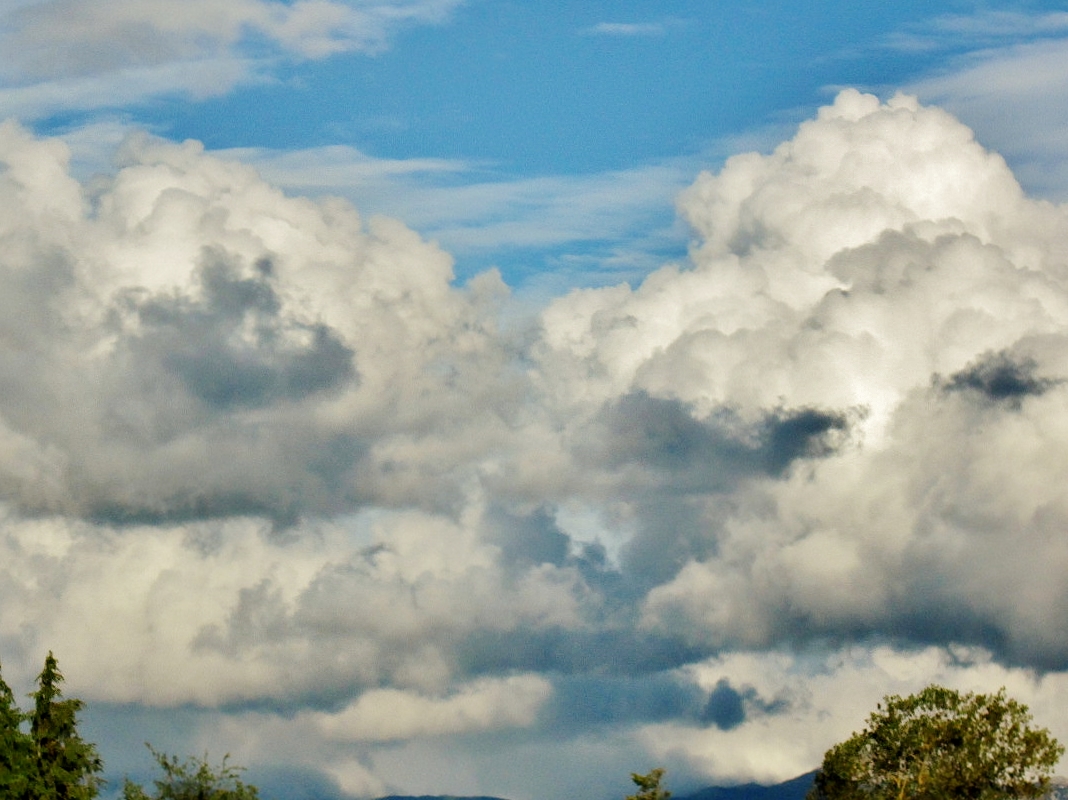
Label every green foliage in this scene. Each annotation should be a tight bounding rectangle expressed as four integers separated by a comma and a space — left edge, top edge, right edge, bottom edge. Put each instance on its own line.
0, 660, 35, 798
3, 654, 260, 800
31, 652, 104, 800
0, 652, 103, 800
122, 745, 260, 800
810, 684, 1064, 800
627, 768, 671, 800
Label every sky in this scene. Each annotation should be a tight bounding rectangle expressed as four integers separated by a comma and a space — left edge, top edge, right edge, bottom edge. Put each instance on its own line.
2, 1, 1068, 799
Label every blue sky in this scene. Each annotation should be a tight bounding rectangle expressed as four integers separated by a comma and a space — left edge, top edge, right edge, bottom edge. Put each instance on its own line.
15, 0, 1068, 291
3, 3, 1068, 800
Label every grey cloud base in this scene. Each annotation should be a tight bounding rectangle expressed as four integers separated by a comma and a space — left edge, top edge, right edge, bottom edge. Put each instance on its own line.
2, 90, 1068, 797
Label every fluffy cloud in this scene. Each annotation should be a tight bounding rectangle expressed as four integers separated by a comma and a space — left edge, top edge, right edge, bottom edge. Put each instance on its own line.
310, 674, 553, 742
907, 34, 1068, 201
536, 89, 1068, 666
3, 89, 1068, 797
0, 121, 522, 526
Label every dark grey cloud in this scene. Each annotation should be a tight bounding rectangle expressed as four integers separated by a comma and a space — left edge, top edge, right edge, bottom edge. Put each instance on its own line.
699, 679, 790, 731
456, 628, 705, 680
114, 250, 355, 411
490, 505, 571, 571
584, 392, 852, 490
572, 394, 852, 585
543, 673, 706, 731
942, 350, 1059, 407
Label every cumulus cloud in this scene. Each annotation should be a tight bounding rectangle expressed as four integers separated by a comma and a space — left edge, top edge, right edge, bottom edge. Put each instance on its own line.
4, 89, 1068, 797
310, 674, 553, 742
905, 22, 1068, 201
0, 121, 523, 525
532, 90, 1068, 669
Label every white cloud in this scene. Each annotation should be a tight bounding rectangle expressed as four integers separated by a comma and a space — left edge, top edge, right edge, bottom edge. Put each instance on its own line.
585, 22, 669, 38
311, 674, 553, 741
4, 90, 1068, 798
1, 0, 464, 78
0, 0, 465, 118
643, 645, 1068, 786
536, 89, 1068, 668
888, 10, 1068, 51
0, 57, 263, 120
220, 141, 693, 253
908, 37, 1068, 200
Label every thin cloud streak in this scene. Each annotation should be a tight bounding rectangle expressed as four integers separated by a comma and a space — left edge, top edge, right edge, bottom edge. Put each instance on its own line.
585, 22, 670, 38
0, 0, 466, 118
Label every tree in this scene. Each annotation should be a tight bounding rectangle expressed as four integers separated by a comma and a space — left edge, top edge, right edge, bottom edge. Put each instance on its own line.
809, 684, 1064, 800
627, 768, 671, 800
0, 659, 34, 798
122, 745, 260, 800
30, 651, 103, 800
0, 652, 102, 800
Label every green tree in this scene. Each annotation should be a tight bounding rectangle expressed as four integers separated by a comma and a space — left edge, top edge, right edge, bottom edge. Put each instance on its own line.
627, 768, 671, 800
30, 651, 103, 800
0, 658, 34, 798
123, 745, 260, 800
809, 684, 1064, 800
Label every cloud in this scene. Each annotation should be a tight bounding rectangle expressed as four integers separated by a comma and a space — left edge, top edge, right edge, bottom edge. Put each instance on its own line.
5, 89, 1068, 797
310, 674, 553, 742
536, 89, 1068, 666
585, 22, 669, 38
941, 350, 1060, 407
0, 0, 465, 118
226, 142, 695, 280
1, 0, 462, 78
641, 645, 1068, 787
887, 10, 1068, 51
0, 120, 528, 526
907, 34, 1068, 200
211, 141, 698, 299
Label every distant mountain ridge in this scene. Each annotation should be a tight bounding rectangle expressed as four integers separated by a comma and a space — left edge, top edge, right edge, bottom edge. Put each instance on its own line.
676, 772, 815, 800
375, 773, 1068, 800
378, 796, 511, 800
375, 772, 817, 800
375, 772, 1068, 800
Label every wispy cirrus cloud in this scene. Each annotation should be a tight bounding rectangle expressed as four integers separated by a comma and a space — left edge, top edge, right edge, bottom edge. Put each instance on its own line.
585, 21, 671, 38
886, 9, 1068, 51
0, 0, 466, 118
216, 141, 698, 290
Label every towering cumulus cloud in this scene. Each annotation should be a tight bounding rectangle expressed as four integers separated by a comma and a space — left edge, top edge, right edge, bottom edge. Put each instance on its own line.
538, 89, 1068, 667
2, 90, 1068, 796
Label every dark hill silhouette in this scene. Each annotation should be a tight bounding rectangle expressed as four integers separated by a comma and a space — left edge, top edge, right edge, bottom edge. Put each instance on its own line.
376, 772, 817, 800
677, 772, 815, 800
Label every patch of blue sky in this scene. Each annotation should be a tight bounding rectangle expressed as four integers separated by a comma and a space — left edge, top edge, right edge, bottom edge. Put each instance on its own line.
136, 0, 953, 170
20, 0, 1068, 290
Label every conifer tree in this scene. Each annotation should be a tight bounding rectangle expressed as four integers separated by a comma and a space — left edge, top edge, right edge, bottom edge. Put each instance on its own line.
0, 659, 34, 798
29, 652, 103, 800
